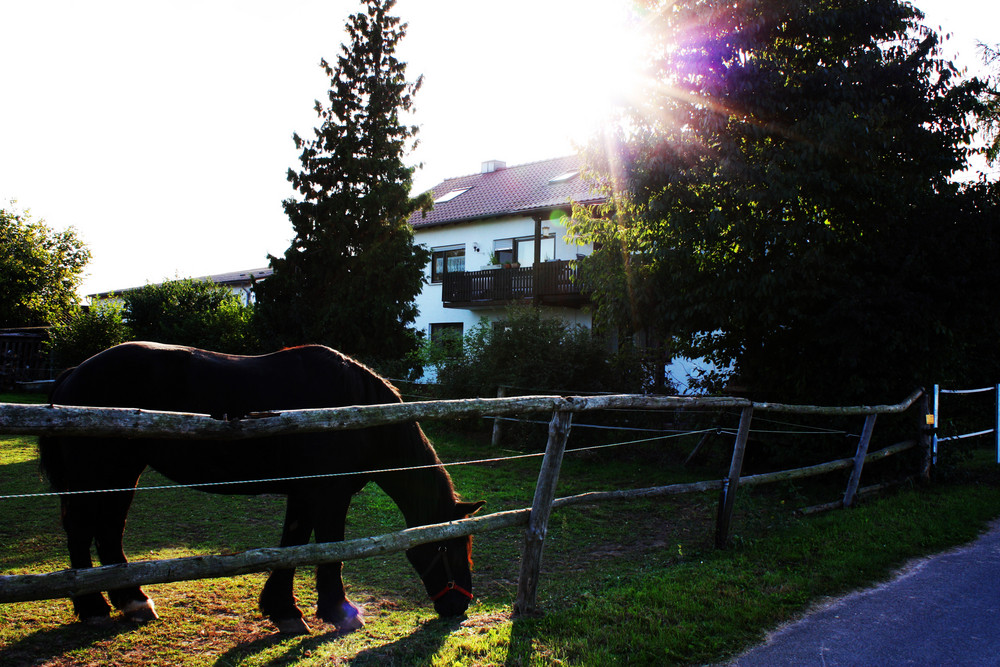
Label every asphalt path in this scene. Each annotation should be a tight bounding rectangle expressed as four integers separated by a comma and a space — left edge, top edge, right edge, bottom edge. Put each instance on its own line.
727, 520, 1000, 666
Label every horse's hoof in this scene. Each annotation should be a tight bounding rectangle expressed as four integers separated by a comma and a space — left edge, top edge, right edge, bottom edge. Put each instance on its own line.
274, 617, 311, 634
122, 599, 158, 622
336, 613, 365, 632
317, 601, 365, 632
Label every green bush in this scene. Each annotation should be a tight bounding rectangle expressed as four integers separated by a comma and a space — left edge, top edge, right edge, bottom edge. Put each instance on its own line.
47, 279, 260, 369
433, 306, 646, 398
123, 279, 259, 354
47, 302, 131, 368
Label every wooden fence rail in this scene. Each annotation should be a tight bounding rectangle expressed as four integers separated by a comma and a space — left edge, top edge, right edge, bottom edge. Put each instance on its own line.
0, 389, 928, 614
0, 390, 923, 440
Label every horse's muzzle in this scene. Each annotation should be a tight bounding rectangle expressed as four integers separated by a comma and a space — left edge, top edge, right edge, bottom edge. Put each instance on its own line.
433, 588, 472, 617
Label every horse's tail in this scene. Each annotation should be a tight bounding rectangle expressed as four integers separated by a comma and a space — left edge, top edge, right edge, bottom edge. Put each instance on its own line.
37, 366, 76, 490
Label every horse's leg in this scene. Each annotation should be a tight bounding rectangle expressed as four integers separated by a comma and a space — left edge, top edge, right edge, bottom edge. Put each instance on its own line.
61, 494, 113, 622
314, 490, 364, 631
94, 489, 157, 622
259, 492, 313, 634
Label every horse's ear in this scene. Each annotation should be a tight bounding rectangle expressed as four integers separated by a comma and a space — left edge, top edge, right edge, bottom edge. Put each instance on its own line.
457, 500, 486, 518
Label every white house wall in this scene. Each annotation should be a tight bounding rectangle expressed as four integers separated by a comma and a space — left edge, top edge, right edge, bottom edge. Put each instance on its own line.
412, 214, 593, 339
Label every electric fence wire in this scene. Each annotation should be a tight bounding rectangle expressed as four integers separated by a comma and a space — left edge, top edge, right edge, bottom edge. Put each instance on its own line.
491, 414, 855, 438
0, 427, 716, 501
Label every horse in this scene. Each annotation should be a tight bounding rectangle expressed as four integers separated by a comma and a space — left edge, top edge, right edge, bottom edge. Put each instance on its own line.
38, 341, 484, 634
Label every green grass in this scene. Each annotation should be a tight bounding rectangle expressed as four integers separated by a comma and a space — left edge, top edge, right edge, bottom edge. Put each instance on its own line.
3, 392, 1000, 665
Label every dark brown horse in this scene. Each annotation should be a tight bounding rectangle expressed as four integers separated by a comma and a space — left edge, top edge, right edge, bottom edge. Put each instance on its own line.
39, 342, 484, 634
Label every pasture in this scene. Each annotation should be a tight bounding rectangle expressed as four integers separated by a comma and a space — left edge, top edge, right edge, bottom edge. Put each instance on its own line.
3, 391, 1000, 665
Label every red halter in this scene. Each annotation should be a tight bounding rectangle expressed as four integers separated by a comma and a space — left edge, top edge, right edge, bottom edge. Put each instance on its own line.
423, 546, 474, 602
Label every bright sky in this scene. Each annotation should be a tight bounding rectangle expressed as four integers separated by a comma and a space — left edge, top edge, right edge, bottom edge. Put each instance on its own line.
1, 0, 997, 298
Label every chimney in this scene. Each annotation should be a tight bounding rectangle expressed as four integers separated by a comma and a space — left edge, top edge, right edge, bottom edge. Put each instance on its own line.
481, 160, 506, 174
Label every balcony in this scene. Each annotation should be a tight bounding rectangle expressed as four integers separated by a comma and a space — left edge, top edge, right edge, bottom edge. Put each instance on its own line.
441, 260, 587, 309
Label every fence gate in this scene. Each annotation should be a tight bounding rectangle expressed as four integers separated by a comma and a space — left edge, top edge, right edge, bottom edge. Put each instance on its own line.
931, 384, 1000, 464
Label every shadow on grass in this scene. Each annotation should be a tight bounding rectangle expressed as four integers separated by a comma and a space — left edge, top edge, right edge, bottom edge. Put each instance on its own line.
0, 618, 133, 667
505, 614, 540, 666
214, 616, 466, 666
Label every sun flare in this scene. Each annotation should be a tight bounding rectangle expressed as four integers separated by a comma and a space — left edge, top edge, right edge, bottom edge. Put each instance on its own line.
559, 2, 659, 140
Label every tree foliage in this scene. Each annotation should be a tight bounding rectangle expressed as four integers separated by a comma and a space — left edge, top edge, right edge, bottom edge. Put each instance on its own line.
255, 0, 431, 376
572, 0, 997, 403
979, 42, 1000, 163
0, 204, 90, 327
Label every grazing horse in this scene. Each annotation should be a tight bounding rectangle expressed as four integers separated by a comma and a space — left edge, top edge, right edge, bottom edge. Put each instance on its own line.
38, 342, 484, 634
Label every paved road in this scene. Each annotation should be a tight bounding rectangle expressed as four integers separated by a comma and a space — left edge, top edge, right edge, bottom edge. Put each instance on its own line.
728, 520, 1000, 666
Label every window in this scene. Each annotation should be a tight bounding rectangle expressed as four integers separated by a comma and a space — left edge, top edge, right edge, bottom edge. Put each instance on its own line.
430, 323, 463, 357
494, 235, 556, 266
431, 245, 465, 283
548, 170, 579, 184
433, 188, 470, 203
493, 238, 514, 265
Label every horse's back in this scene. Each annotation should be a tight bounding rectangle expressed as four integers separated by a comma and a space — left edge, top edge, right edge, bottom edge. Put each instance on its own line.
39, 342, 403, 492
49, 342, 396, 413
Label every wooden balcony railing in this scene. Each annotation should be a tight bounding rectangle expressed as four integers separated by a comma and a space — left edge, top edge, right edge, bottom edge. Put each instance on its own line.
441, 260, 586, 307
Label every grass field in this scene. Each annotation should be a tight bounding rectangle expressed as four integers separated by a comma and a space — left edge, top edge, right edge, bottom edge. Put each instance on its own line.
3, 391, 1000, 666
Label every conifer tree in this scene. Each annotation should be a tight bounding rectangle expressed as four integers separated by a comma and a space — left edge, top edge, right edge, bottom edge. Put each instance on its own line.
255, 0, 430, 374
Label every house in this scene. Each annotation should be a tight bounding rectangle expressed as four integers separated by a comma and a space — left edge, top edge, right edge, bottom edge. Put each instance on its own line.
89, 267, 273, 307
408, 155, 604, 348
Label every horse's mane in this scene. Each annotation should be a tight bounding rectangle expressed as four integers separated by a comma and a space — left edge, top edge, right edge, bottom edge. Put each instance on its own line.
340, 353, 463, 508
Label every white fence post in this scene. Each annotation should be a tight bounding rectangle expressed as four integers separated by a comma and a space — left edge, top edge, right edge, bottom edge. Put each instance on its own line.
932, 384, 940, 467
491, 385, 507, 447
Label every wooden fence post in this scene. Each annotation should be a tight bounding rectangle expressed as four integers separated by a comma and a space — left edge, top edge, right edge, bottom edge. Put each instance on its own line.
715, 406, 753, 548
513, 410, 573, 616
491, 385, 507, 447
843, 414, 877, 508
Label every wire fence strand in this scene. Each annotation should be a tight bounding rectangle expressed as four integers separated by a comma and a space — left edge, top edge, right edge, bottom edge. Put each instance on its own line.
0, 426, 718, 501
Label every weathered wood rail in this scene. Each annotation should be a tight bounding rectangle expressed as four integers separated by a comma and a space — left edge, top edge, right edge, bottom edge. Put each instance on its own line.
0, 391, 922, 439
0, 389, 928, 614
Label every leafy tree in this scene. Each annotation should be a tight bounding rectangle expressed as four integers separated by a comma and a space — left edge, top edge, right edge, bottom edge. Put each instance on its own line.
572, 0, 995, 403
123, 278, 258, 354
0, 204, 90, 327
255, 0, 431, 376
979, 42, 1000, 163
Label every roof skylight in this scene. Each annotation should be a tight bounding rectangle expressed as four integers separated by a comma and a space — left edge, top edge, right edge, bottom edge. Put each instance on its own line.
548, 170, 579, 184
433, 187, 471, 203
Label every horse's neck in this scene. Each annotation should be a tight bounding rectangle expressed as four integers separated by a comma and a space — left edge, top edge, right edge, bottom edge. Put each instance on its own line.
374, 425, 457, 528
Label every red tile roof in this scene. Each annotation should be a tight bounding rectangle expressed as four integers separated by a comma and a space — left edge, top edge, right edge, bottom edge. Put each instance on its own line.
409, 155, 604, 228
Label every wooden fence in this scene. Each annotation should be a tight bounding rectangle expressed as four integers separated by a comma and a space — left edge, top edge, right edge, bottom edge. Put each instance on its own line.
0, 330, 48, 390
0, 389, 929, 615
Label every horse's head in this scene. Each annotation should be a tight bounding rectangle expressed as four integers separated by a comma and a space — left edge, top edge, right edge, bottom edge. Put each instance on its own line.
406, 500, 485, 617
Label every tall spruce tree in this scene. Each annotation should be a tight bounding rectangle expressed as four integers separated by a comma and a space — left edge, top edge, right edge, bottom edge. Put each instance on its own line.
255, 0, 430, 374
572, 0, 994, 403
